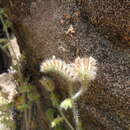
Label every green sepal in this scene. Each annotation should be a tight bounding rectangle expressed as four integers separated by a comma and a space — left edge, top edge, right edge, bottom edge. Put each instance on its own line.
51, 117, 64, 128
60, 98, 72, 110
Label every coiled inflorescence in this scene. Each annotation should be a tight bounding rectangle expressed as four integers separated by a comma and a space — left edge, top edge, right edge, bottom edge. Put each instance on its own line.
40, 56, 77, 81
40, 56, 97, 82
73, 56, 97, 81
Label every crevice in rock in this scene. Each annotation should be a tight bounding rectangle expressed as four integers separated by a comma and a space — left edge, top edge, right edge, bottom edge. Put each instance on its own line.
0, 48, 11, 74
0, 19, 12, 74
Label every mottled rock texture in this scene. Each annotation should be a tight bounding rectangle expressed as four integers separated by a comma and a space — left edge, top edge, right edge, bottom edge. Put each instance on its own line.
78, 0, 130, 44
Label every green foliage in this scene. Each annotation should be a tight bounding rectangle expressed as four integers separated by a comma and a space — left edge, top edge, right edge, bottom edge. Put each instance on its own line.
40, 77, 55, 92
3, 20, 12, 30
46, 108, 55, 121
0, 103, 13, 112
60, 98, 72, 110
51, 117, 64, 128
18, 85, 33, 93
28, 91, 40, 102
0, 117, 16, 128
0, 8, 42, 130
17, 103, 31, 111
50, 92, 60, 107
46, 109, 68, 130
0, 96, 15, 129
0, 8, 11, 54
16, 84, 40, 111
0, 8, 12, 31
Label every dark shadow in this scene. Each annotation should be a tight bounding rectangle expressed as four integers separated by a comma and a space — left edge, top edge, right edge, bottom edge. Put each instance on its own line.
0, 47, 11, 74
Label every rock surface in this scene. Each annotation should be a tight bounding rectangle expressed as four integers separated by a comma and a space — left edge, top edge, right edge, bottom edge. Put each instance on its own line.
78, 0, 130, 44
4, 0, 130, 129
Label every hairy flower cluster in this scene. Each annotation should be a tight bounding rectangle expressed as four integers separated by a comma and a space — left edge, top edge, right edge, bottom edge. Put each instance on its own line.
73, 56, 97, 81
40, 56, 97, 82
40, 56, 77, 81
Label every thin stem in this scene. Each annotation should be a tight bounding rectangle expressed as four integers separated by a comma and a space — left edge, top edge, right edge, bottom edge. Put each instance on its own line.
72, 89, 84, 100
58, 108, 74, 130
0, 15, 23, 84
0, 39, 9, 43
36, 102, 50, 129
0, 15, 19, 65
28, 107, 32, 130
72, 86, 88, 101
24, 109, 29, 130
68, 83, 80, 130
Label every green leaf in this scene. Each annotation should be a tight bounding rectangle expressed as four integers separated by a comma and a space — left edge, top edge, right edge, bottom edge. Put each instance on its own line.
46, 108, 55, 121
17, 103, 31, 111
40, 77, 55, 92
51, 117, 64, 128
50, 92, 60, 107
28, 92, 40, 102
19, 85, 34, 93
60, 98, 72, 110
5, 20, 12, 28
0, 103, 13, 111
0, 118, 15, 128
2, 43, 9, 49
0, 9, 5, 15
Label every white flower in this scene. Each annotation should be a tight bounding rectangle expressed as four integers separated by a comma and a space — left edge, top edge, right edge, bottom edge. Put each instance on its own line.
73, 56, 97, 81
40, 56, 77, 81
40, 56, 97, 82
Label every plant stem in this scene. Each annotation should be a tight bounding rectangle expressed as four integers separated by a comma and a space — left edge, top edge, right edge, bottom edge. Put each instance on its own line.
72, 88, 84, 100
72, 86, 88, 101
0, 15, 19, 65
68, 83, 80, 130
58, 108, 75, 130
0, 39, 9, 43
36, 102, 50, 129
24, 109, 29, 130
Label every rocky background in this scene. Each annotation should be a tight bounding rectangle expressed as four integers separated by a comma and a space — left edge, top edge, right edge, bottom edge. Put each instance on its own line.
0, 0, 130, 130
